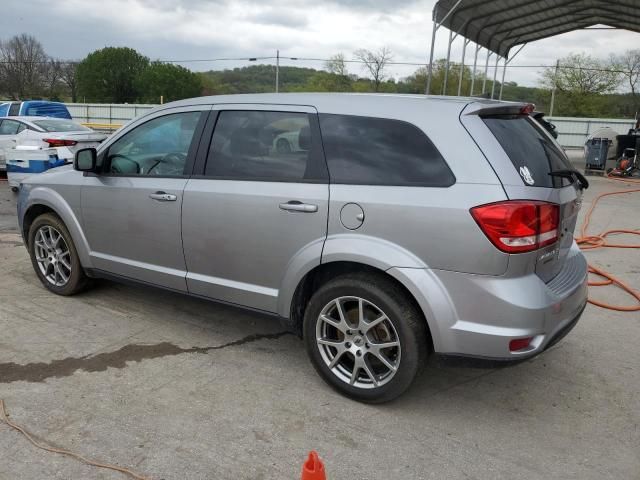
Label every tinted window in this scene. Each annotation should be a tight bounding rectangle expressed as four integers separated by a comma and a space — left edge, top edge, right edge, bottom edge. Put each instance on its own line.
106, 111, 202, 176
32, 119, 90, 132
205, 111, 326, 181
482, 115, 572, 188
319, 114, 454, 187
0, 120, 20, 135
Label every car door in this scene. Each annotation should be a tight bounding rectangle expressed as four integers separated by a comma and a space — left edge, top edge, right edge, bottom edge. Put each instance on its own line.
80, 106, 210, 291
181, 105, 329, 312
0, 119, 23, 165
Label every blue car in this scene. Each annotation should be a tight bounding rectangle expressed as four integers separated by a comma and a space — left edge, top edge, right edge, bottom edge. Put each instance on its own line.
0, 101, 72, 120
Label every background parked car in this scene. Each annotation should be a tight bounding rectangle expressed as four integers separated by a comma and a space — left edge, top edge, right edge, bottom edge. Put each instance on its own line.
0, 101, 72, 119
0, 117, 107, 173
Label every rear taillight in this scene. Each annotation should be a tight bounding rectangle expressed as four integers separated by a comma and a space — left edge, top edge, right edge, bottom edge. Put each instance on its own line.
470, 201, 559, 253
44, 138, 77, 147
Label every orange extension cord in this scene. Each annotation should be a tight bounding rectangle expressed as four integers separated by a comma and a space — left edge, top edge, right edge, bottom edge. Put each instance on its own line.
0, 399, 152, 480
574, 175, 640, 312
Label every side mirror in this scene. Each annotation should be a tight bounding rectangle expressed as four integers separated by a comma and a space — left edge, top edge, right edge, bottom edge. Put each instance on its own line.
74, 148, 97, 172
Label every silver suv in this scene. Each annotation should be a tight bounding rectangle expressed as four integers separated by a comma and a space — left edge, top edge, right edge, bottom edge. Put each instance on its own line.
17, 94, 589, 403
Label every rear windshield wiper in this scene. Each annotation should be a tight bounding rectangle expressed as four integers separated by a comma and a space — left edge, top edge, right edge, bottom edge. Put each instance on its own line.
548, 169, 589, 190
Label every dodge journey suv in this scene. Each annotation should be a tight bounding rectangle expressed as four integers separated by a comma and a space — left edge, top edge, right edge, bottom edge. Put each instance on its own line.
17, 94, 589, 403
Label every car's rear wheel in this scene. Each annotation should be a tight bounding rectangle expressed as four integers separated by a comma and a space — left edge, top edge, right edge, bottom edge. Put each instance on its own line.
303, 273, 428, 403
28, 213, 89, 295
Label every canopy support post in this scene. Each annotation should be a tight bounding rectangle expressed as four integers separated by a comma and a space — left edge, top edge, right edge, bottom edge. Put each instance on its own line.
499, 43, 527, 100
442, 29, 454, 95
491, 55, 500, 99
457, 38, 470, 96
470, 44, 480, 96
425, 0, 464, 95
426, 13, 438, 95
549, 59, 560, 116
482, 50, 492, 94
499, 60, 508, 100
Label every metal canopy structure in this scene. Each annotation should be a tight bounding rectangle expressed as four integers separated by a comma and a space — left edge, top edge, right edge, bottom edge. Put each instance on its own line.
426, 0, 640, 99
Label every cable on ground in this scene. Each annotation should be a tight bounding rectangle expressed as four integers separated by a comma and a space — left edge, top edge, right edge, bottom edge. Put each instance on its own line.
0, 399, 153, 480
574, 175, 640, 312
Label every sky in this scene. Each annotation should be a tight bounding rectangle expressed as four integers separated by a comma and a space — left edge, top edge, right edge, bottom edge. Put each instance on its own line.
1, 0, 638, 88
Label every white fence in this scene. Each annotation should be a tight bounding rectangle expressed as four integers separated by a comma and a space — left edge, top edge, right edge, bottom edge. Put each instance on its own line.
547, 117, 635, 148
62, 103, 637, 149
65, 103, 156, 126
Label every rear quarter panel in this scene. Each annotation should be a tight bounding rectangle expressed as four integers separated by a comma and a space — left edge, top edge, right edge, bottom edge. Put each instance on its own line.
319, 98, 510, 275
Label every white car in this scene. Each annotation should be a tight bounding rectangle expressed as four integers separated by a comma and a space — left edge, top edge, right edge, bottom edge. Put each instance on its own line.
0, 117, 107, 171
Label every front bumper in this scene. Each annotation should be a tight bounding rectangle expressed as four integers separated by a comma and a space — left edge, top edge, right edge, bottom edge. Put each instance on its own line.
390, 244, 588, 360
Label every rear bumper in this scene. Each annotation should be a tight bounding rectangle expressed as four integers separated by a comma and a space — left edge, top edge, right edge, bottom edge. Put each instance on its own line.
436, 302, 585, 367
390, 243, 588, 360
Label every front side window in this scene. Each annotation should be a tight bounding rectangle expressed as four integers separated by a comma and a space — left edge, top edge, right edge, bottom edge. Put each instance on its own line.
318, 114, 455, 187
105, 111, 202, 176
0, 120, 21, 135
205, 110, 326, 181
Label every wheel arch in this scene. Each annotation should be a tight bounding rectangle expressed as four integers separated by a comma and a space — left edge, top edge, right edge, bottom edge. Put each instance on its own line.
21, 188, 92, 268
284, 260, 436, 353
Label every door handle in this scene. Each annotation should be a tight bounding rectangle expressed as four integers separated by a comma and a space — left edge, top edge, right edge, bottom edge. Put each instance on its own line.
279, 201, 318, 213
149, 191, 177, 202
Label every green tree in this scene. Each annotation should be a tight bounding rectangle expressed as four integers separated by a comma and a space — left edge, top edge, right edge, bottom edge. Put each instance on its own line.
77, 47, 149, 102
136, 62, 202, 103
540, 53, 621, 116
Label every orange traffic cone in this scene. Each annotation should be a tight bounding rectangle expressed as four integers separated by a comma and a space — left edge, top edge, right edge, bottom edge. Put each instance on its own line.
301, 451, 326, 480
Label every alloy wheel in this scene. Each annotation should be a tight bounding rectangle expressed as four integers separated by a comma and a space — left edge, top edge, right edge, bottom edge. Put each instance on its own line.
34, 225, 72, 287
315, 296, 401, 389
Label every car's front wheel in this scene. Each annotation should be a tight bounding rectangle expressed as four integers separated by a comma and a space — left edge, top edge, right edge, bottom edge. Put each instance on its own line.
303, 273, 429, 403
28, 213, 89, 295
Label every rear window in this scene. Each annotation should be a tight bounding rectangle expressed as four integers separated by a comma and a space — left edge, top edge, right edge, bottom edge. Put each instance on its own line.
482, 115, 572, 188
32, 119, 90, 133
319, 114, 455, 187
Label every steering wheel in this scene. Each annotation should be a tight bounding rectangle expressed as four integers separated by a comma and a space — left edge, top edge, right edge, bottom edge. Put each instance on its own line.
109, 154, 140, 174
146, 152, 187, 175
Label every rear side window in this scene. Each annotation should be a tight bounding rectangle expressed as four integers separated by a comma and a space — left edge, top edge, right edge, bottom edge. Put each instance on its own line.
205, 111, 327, 182
0, 120, 20, 134
318, 114, 455, 187
482, 115, 572, 188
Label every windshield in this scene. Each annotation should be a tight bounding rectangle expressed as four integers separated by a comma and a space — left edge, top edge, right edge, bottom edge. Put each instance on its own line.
482, 115, 572, 188
32, 119, 91, 133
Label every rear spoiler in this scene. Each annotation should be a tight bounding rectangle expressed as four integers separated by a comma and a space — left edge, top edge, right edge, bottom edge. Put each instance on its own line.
463, 102, 535, 116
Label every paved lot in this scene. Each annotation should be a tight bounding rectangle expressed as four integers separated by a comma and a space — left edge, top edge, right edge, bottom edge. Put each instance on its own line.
0, 176, 639, 480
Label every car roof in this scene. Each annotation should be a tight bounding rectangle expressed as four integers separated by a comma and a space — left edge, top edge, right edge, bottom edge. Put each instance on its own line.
151, 92, 515, 119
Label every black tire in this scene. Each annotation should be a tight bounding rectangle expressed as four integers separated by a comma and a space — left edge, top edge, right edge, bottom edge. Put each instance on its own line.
28, 213, 89, 296
303, 272, 429, 403
11, 186, 19, 193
